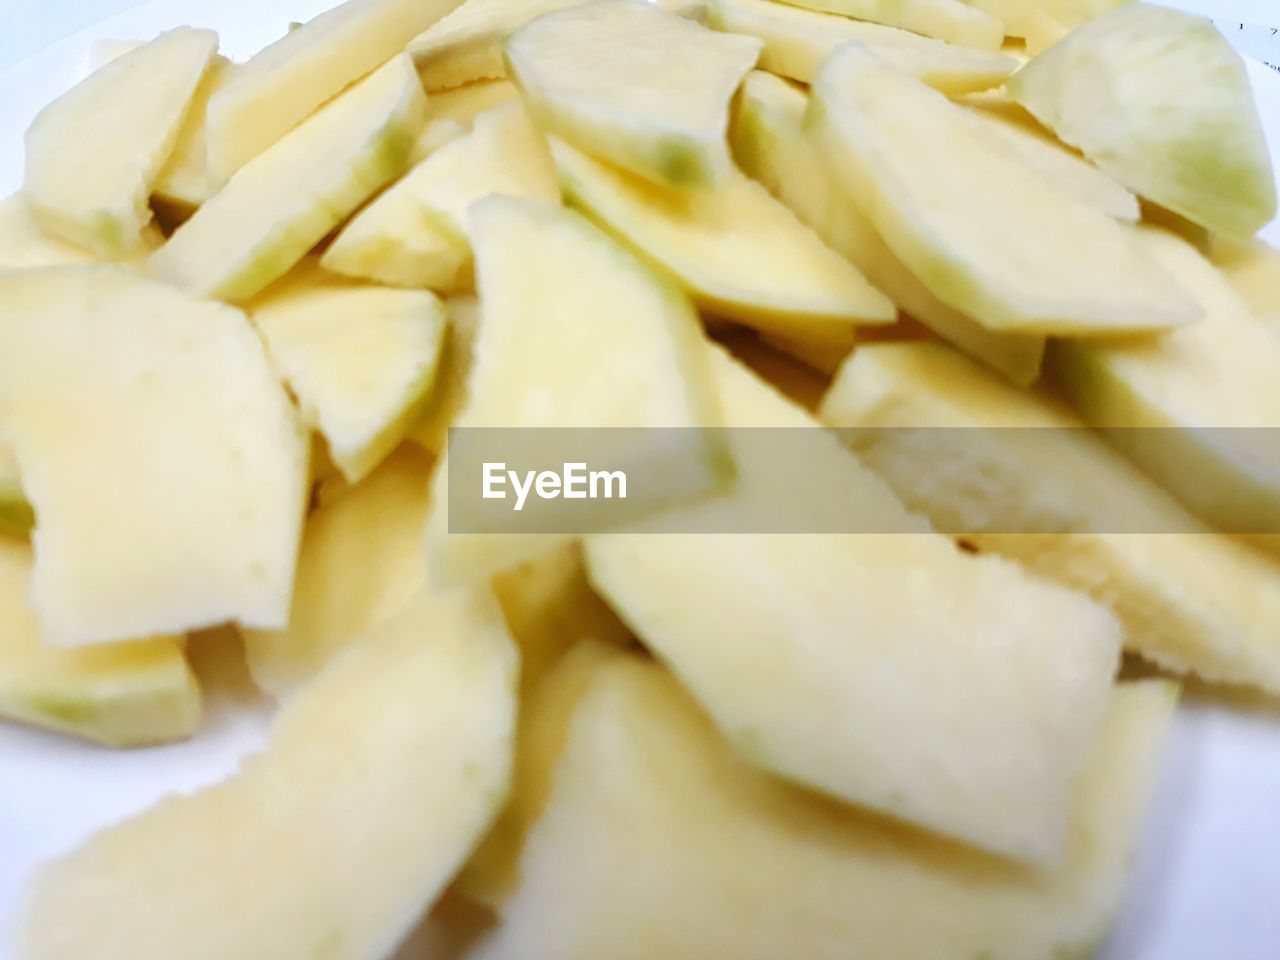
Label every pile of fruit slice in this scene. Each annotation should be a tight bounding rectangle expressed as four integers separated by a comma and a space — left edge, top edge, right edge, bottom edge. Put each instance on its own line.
2, 0, 1278, 957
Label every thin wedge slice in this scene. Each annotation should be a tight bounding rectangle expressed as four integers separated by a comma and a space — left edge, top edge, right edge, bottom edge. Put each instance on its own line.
1007, 4, 1276, 239
410, 297, 482, 454
780, 0, 1002, 49
0, 445, 32, 533
409, 0, 583, 91
732, 71, 1045, 383
251, 269, 447, 483
23, 586, 518, 960
822, 340, 1280, 694
505, 0, 761, 189
205, 0, 462, 184
23, 28, 218, 258
0, 266, 308, 647
322, 100, 559, 291
552, 137, 895, 340
586, 349, 1121, 865
705, 0, 1015, 91
151, 54, 425, 303
152, 56, 233, 208
811, 43, 1198, 336
472, 655, 1175, 960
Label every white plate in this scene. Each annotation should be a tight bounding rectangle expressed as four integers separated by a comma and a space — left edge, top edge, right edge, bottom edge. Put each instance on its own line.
1, 3, 1279, 959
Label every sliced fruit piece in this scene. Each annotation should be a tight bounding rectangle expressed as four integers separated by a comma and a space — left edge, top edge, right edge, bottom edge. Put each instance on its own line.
1210, 238, 1280, 325
243, 446, 432, 699
152, 56, 233, 209
719, 328, 832, 407
23, 28, 218, 258
417, 79, 519, 153
425, 196, 731, 586
0, 266, 308, 647
1047, 227, 1280, 539
505, 0, 761, 189
1022, 9, 1069, 55
967, 0, 1126, 38
23, 585, 518, 960
251, 268, 447, 483
758, 328, 856, 378
1007, 4, 1276, 239
822, 340, 1280, 694
552, 137, 894, 339
0, 445, 33, 533
473, 655, 1175, 960
205, 0, 462, 184
585, 348, 1121, 864
780, 0, 1002, 48
410, 297, 482, 454
811, 43, 1198, 336
151, 55, 425, 303
656, 0, 707, 18
705, 0, 1015, 92
0, 193, 96, 271
322, 100, 558, 291
409, 0, 583, 91
732, 70, 1045, 383
0, 536, 198, 747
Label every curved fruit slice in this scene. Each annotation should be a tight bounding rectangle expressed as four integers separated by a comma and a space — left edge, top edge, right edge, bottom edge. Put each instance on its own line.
243, 446, 432, 699
822, 340, 1280, 694
251, 269, 447, 483
732, 70, 1045, 383
551, 137, 894, 339
586, 349, 1121, 865
205, 0, 462, 185
410, 297, 482, 454
409, 0, 583, 91
1008, 4, 1276, 239
812, 43, 1198, 336
472, 655, 1175, 960
505, 0, 761, 189
0, 538, 198, 747
780, 0, 1001, 49
1046, 227, 1280, 540
152, 56, 233, 208
1211, 238, 1280, 325
425, 196, 731, 586
0, 266, 308, 647
23, 585, 518, 960
705, 0, 1015, 92
151, 55, 425, 303
322, 100, 559, 291
0, 444, 32, 533
23, 28, 218, 258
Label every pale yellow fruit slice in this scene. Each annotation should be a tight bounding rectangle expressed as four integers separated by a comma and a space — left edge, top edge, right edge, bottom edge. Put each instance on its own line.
409, 0, 583, 91
322, 100, 559, 291
812, 43, 1198, 336
781, 0, 1002, 49
1210, 238, 1280, 325
0, 536, 198, 747
23, 28, 218, 258
0, 193, 97, 271
823, 339, 1280, 694
505, 0, 761, 188
0, 445, 32, 533
472, 654, 1176, 960
251, 269, 447, 483
656, 0, 707, 18
425, 196, 731, 586
205, 0, 462, 184
551, 137, 895, 339
1008, 4, 1276, 239
585, 348, 1121, 865
151, 55, 425, 303
23, 586, 518, 960
732, 71, 1045, 383
243, 446, 432, 699
416, 79, 519, 155
410, 297, 482, 454
1047, 227, 1280, 540
705, 0, 1016, 91
0, 266, 308, 647
968, 0, 1126, 38
152, 56, 233, 208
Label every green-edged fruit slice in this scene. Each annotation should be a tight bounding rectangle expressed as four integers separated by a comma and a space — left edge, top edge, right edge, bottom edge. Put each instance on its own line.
780, 0, 1002, 49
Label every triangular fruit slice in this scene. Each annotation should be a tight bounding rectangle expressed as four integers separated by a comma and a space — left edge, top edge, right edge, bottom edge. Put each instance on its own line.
551, 137, 895, 340
151, 54, 425, 303
705, 0, 1016, 92
1007, 4, 1276, 239
0, 266, 308, 647
781, 0, 1002, 49
251, 268, 447, 483
23, 586, 518, 960
732, 70, 1045, 383
425, 196, 731, 586
585, 349, 1122, 865
472, 655, 1175, 960
23, 28, 218, 258
322, 100, 559, 291
152, 56, 233, 209
505, 0, 761, 189
811, 43, 1199, 336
